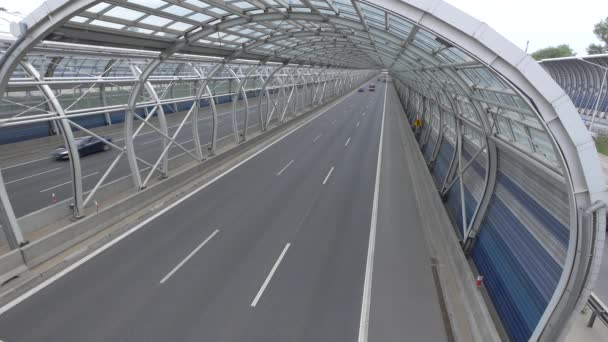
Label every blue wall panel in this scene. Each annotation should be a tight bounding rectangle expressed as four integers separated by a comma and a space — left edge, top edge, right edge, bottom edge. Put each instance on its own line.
432, 140, 453, 188
70, 114, 106, 130
0, 122, 50, 144
445, 185, 477, 239
109, 110, 125, 124
423, 134, 437, 162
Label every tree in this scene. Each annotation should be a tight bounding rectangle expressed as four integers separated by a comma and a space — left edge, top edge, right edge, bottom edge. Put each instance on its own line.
587, 16, 608, 55
531, 44, 576, 60
587, 43, 608, 55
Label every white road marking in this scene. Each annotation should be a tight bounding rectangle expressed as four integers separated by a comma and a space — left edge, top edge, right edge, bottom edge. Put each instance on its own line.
5, 167, 61, 185
160, 229, 219, 284
356, 121, 360, 128
1, 156, 51, 170
345, 137, 351, 147
40, 172, 99, 193
313, 134, 322, 142
322, 166, 335, 185
0, 83, 358, 318
358, 79, 387, 342
251, 243, 291, 307
276, 160, 295, 176
142, 138, 162, 145
362, 112, 366, 117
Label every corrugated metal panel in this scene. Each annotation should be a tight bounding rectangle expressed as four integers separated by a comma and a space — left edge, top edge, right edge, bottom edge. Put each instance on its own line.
472, 148, 568, 342
498, 149, 569, 227
472, 194, 561, 342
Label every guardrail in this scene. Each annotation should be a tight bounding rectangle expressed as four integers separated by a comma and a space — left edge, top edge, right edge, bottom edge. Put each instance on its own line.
586, 292, 608, 328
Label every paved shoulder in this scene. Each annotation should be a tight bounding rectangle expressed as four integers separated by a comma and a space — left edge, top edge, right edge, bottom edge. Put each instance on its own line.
367, 84, 448, 342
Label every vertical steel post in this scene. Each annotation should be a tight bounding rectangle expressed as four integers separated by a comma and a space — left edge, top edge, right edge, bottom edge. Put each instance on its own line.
0, 173, 26, 249
20, 61, 84, 218
257, 65, 285, 131
131, 65, 169, 178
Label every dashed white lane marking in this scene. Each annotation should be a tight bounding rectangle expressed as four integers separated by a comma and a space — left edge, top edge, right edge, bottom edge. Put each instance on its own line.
356, 121, 360, 128
345, 137, 351, 147
276, 160, 295, 176
40, 172, 99, 193
251, 243, 291, 307
160, 229, 219, 284
5, 167, 61, 185
313, 134, 322, 143
322, 166, 335, 185
362, 112, 366, 117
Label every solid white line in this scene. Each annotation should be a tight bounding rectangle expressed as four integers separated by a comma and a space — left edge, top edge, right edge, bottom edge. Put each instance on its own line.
251, 243, 291, 307
39, 172, 99, 193
0, 83, 359, 318
356, 121, 360, 128
345, 137, 351, 147
313, 134, 322, 142
160, 229, 219, 284
357, 80, 387, 342
5, 167, 61, 185
276, 159, 295, 176
322, 166, 335, 185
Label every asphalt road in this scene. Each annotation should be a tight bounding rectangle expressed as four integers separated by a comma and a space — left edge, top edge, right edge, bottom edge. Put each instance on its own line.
0, 93, 291, 217
0, 81, 391, 341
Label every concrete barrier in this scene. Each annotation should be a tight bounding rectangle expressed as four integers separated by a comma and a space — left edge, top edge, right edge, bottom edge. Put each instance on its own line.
0, 250, 26, 286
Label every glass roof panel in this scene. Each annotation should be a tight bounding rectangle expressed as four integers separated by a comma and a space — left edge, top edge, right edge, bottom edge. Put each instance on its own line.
168, 22, 194, 31
127, 0, 166, 9
86, 3, 111, 13
90, 20, 125, 30
140, 15, 173, 27
163, 5, 194, 16
105, 7, 146, 21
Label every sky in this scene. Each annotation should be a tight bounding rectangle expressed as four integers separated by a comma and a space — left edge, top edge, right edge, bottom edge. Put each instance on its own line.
1, 0, 607, 55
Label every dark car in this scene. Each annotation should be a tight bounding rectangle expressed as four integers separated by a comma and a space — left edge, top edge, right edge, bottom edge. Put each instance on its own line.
358, 88, 365, 92
52, 136, 112, 160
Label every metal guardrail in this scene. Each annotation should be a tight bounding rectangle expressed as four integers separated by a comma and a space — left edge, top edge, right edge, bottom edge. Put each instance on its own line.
587, 292, 608, 328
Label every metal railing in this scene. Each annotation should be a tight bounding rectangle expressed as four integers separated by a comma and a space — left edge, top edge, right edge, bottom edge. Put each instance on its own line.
586, 292, 608, 328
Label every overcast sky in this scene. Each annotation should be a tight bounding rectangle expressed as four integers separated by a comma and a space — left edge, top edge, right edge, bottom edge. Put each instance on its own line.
2, 0, 607, 55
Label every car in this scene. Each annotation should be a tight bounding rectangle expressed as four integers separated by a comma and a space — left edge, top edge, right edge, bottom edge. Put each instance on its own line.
358, 88, 365, 92
52, 135, 112, 160
368, 84, 376, 91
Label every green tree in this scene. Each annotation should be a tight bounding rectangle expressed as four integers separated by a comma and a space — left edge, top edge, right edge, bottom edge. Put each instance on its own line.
531, 44, 576, 60
587, 16, 608, 55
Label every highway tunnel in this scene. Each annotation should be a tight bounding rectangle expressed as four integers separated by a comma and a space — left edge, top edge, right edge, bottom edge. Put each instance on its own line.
0, 1, 606, 341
